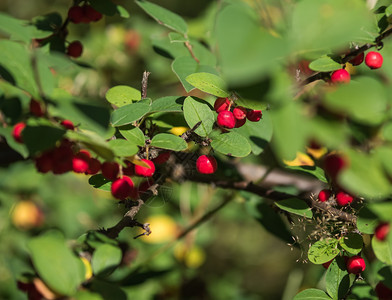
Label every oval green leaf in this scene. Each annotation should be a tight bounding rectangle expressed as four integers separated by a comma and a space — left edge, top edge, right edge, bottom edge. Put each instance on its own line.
92, 244, 122, 277
275, 198, 312, 218
150, 96, 184, 113
339, 233, 363, 255
118, 125, 145, 146
309, 55, 341, 72
183, 96, 215, 137
150, 133, 187, 151
186, 72, 230, 97
325, 257, 350, 300
108, 139, 139, 157
211, 131, 251, 157
111, 99, 151, 127
105, 85, 141, 107
294, 288, 332, 300
135, 0, 187, 34
372, 234, 392, 265
88, 174, 111, 192
308, 239, 340, 264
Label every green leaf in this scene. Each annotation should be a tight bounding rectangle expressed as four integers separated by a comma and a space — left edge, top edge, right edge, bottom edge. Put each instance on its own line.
0, 13, 34, 42
186, 72, 229, 97
150, 96, 184, 113
135, 0, 188, 34
356, 205, 380, 234
105, 85, 141, 107
88, 174, 111, 192
339, 233, 363, 255
309, 55, 342, 72
90, 0, 130, 18
347, 281, 377, 300
150, 133, 187, 151
28, 230, 84, 296
324, 77, 388, 126
66, 130, 115, 161
339, 150, 391, 199
372, 234, 392, 265
308, 239, 340, 264
0, 126, 29, 158
23, 124, 66, 156
169, 32, 188, 43
275, 198, 312, 218
325, 257, 351, 300
172, 57, 218, 92
118, 125, 145, 146
271, 102, 308, 160
31, 12, 63, 38
0, 40, 40, 98
110, 99, 151, 127
294, 288, 332, 300
92, 244, 122, 277
286, 166, 328, 183
233, 110, 273, 155
108, 139, 139, 157
211, 131, 251, 157
74, 290, 104, 300
183, 96, 215, 137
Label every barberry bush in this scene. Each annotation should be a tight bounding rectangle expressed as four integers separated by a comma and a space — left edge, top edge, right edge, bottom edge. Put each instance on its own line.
1, 0, 392, 299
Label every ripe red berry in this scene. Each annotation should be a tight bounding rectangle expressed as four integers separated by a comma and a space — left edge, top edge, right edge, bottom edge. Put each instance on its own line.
214, 97, 230, 112
134, 159, 155, 177
29, 99, 45, 117
217, 110, 236, 129
375, 282, 392, 300
349, 52, 364, 66
123, 160, 134, 176
67, 41, 83, 58
12, 122, 26, 143
84, 5, 102, 22
246, 110, 262, 122
324, 154, 347, 179
101, 162, 120, 181
52, 144, 74, 174
375, 222, 390, 241
318, 189, 331, 202
233, 106, 247, 120
336, 191, 353, 206
61, 120, 75, 130
72, 151, 90, 173
330, 69, 350, 84
365, 51, 383, 69
322, 259, 333, 269
234, 117, 246, 128
346, 256, 366, 274
35, 151, 54, 173
196, 155, 217, 174
153, 151, 171, 164
86, 157, 101, 175
111, 176, 134, 200
68, 6, 85, 24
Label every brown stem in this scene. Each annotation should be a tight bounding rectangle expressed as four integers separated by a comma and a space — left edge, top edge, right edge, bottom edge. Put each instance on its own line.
141, 71, 151, 99
184, 41, 200, 63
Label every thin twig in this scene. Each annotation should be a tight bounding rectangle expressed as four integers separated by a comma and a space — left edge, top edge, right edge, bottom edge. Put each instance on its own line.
184, 41, 200, 63
141, 71, 151, 99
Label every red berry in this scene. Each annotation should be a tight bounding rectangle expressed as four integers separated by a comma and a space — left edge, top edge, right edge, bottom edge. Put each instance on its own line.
134, 159, 155, 177
324, 154, 347, 179
233, 106, 247, 120
29, 99, 45, 117
35, 151, 54, 173
78, 149, 91, 158
111, 176, 134, 200
12, 122, 26, 143
68, 6, 85, 24
336, 191, 353, 206
84, 5, 102, 22
52, 145, 73, 174
234, 117, 246, 128
153, 151, 171, 164
375, 222, 390, 241
67, 41, 83, 58
246, 110, 262, 122
349, 52, 364, 66
375, 282, 392, 300
61, 120, 75, 130
123, 160, 134, 176
72, 152, 90, 173
318, 189, 331, 202
330, 69, 350, 84
196, 155, 217, 174
214, 97, 230, 112
322, 259, 333, 269
217, 110, 236, 129
346, 255, 366, 274
365, 51, 383, 69
101, 162, 120, 181
132, 179, 155, 199
86, 157, 101, 175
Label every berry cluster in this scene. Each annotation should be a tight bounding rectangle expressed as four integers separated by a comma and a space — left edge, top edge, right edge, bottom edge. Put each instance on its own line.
317, 189, 354, 207
329, 51, 383, 84
214, 97, 262, 129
